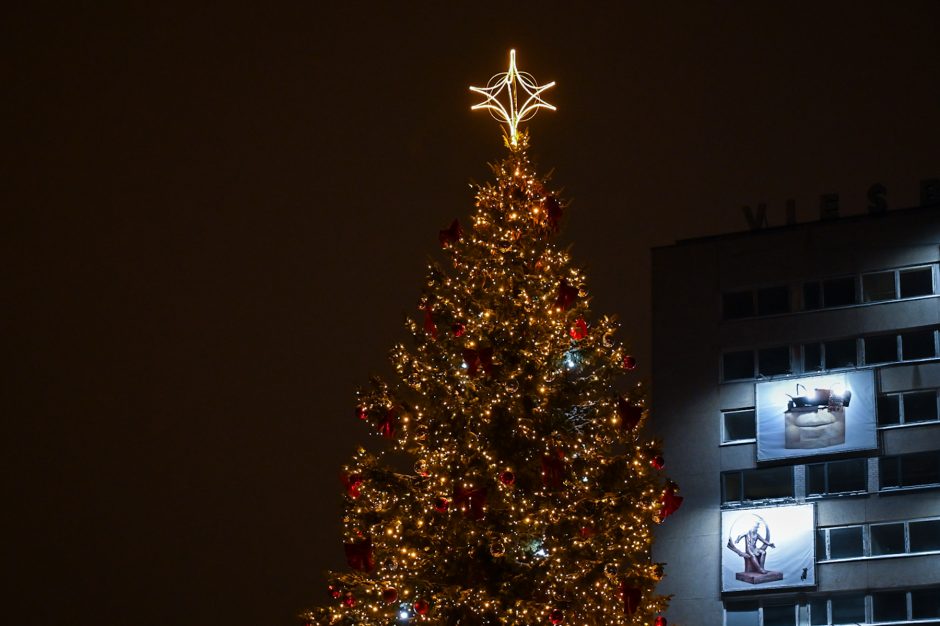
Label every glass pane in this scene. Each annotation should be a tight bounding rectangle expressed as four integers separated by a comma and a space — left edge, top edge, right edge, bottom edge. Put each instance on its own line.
816, 529, 827, 561
758, 346, 791, 376
763, 604, 795, 626
872, 590, 907, 621
903, 391, 939, 423
902, 329, 936, 360
828, 526, 863, 559
909, 520, 940, 552
870, 523, 905, 555
824, 339, 856, 368
862, 271, 896, 301
877, 395, 901, 425
823, 277, 856, 307
723, 291, 754, 319
803, 282, 821, 310
722, 472, 742, 503
809, 598, 828, 625
743, 466, 793, 500
901, 451, 940, 486
725, 601, 760, 626
723, 351, 754, 381
827, 459, 866, 493
911, 587, 940, 618
806, 464, 826, 495
803, 343, 822, 372
900, 266, 934, 298
830, 594, 865, 624
864, 334, 898, 364
880, 457, 900, 489
758, 285, 790, 315
723, 409, 756, 442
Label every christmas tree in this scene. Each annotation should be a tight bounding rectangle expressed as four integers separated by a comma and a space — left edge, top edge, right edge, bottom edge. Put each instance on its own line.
306, 51, 680, 626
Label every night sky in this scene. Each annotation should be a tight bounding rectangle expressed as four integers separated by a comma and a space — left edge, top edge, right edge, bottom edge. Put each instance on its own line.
6, 3, 940, 625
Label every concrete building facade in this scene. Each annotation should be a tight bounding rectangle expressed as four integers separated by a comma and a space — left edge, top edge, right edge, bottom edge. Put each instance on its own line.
651, 204, 940, 625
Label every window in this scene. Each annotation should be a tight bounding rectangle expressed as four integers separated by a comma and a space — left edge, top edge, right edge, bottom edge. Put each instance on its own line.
877, 394, 901, 425
870, 522, 905, 555
803, 342, 822, 371
824, 338, 856, 368
723, 291, 754, 320
829, 594, 865, 624
806, 459, 867, 496
901, 329, 936, 360
721, 467, 794, 504
757, 286, 790, 316
722, 409, 756, 443
862, 270, 896, 302
810, 589, 940, 624
872, 590, 907, 622
762, 604, 795, 626
880, 451, 940, 490
823, 277, 856, 307
725, 601, 759, 626
758, 346, 790, 376
879, 389, 940, 426
809, 598, 827, 625
900, 266, 934, 298
723, 350, 754, 381
828, 526, 864, 559
803, 282, 822, 310
910, 519, 940, 552
863, 334, 897, 364
911, 588, 940, 619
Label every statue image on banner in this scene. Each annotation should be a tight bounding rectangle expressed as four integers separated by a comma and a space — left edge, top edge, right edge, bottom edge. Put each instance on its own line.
725, 513, 783, 584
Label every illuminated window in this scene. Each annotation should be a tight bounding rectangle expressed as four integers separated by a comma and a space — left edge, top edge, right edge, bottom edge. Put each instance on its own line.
721, 409, 756, 443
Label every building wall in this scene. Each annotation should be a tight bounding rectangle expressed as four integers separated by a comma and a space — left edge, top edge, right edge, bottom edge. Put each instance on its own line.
650, 206, 940, 625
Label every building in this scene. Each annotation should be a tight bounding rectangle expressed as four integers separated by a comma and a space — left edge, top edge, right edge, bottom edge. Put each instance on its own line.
651, 203, 940, 625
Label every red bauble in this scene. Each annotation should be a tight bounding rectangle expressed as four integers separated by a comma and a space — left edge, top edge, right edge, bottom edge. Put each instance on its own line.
433, 496, 449, 513
341, 472, 364, 498
378, 408, 398, 439
655, 616, 667, 626
499, 470, 515, 486
355, 406, 367, 420
658, 484, 683, 522
549, 608, 564, 624
453, 485, 487, 520
541, 449, 566, 489
413, 599, 430, 615
651, 455, 665, 470
327, 584, 341, 600
622, 355, 637, 371
382, 588, 398, 604
423, 308, 438, 339
452, 322, 466, 337
570, 317, 588, 340
343, 537, 374, 572
439, 218, 463, 247
342, 592, 355, 607
579, 525, 595, 538
618, 582, 641, 615
555, 280, 579, 310
617, 397, 643, 431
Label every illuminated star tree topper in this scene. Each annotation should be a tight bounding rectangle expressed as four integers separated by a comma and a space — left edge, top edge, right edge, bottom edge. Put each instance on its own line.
470, 49, 556, 146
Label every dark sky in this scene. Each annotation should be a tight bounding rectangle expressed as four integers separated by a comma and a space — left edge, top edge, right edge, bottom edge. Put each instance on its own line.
6, 3, 939, 625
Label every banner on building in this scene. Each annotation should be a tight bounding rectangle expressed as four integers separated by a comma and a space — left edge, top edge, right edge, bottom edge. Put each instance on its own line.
721, 503, 815, 592
756, 370, 876, 462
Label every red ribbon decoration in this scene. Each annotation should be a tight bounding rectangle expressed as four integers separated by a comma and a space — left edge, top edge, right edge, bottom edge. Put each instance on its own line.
377, 408, 397, 439
541, 449, 566, 489
555, 279, 579, 310
423, 308, 438, 339
543, 196, 563, 232
343, 537, 374, 572
340, 472, 364, 498
617, 397, 643, 431
659, 484, 683, 522
438, 218, 463, 247
619, 581, 642, 615
570, 317, 588, 340
452, 485, 487, 520
462, 347, 494, 376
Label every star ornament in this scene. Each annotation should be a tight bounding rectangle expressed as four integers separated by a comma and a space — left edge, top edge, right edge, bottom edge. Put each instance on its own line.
470, 49, 555, 145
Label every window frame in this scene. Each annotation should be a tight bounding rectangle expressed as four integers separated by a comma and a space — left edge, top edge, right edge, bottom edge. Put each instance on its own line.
721, 407, 757, 444
805, 458, 868, 498
878, 388, 940, 427
879, 450, 940, 491
721, 466, 795, 505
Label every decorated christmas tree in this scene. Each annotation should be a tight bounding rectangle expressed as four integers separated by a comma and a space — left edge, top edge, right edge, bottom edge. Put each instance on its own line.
306, 51, 680, 626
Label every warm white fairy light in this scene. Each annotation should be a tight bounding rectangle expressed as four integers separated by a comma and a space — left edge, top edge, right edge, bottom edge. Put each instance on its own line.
470, 49, 556, 145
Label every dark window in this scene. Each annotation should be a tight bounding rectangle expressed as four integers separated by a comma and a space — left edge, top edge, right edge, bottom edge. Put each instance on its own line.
872, 590, 907, 622
904, 391, 939, 423
722, 409, 756, 442
809, 598, 827, 625
743, 466, 793, 500
815, 529, 826, 562
722, 472, 743, 504
763, 604, 794, 626
880, 456, 901, 489
824, 338, 856, 368
864, 334, 897, 364
823, 277, 856, 307
828, 526, 863, 559
725, 601, 759, 626
830, 594, 865, 623
862, 271, 896, 301
910, 519, 940, 552
901, 329, 936, 360
912, 587, 940, 619
807, 459, 866, 496
870, 523, 905, 555
723, 351, 754, 381
877, 395, 901, 425
803, 343, 822, 371
757, 286, 790, 316
882, 452, 940, 489
803, 282, 821, 310
900, 266, 934, 298
723, 291, 754, 319
758, 346, 790, 376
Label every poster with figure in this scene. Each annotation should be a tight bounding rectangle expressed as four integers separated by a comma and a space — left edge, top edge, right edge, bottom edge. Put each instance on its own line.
756, 370, 876, 462
721, 504, 815, 592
